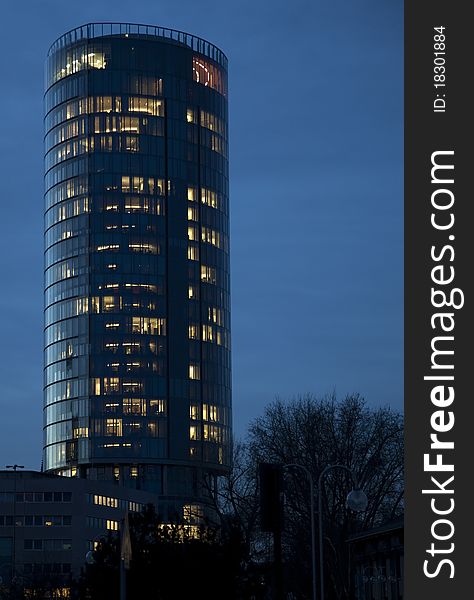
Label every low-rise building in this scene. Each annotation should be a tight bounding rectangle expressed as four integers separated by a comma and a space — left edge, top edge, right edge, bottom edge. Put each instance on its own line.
0, 470, 158, 590
348, 518, 404, 600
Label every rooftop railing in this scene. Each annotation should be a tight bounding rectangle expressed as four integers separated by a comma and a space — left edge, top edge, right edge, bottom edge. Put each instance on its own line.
48, 22, 228, 69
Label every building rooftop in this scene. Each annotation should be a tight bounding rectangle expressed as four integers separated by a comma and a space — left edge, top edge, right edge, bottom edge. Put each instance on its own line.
347, 517, 404, 543
47, 22, 228, 68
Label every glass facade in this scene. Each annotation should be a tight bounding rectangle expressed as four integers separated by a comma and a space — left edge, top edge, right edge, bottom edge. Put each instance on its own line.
44, 23, 231, 517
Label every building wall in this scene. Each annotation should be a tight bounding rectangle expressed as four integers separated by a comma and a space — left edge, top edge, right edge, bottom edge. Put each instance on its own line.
350, 521, 404, 600
0, 470, 157, 586
43, 24, 231, 517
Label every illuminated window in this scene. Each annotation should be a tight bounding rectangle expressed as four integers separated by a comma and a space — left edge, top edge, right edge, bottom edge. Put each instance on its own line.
105, 342, 119, 352
129, 242, 158, 254
149, 399, 166, 415
187, 109, 197, 124
94, 96, 113, 113
125, 421, 142, 434
103, 378, 120, 394
202, 324, 214, 342
208, 405, 218, 421
106, 519, 119, 531
189, 425, 200, 440
188, 244, 199, 261
121, 176, 163, 194
124, 135, 139, 152
94, 115, 140, 133
203, 404, 221, 426
201, 187, 218, 208
130, 466, 138, 478
122, 176, 141, 193
91, 378, 101, 395
128, 97, 164, 116
131, 317, 166, 335
88, 95, 121, 113
147, 422, 162, 437
52, 197, 90, 225
93, 494, 119, 508
188, 324, 200, 340
148, 178, 165, 195
103, 296, 122, 312
125, 197, 142, 212
188, 285, 199, 300
73, 426, 89, 438
187, 186, 197, 202
209, 133, 226, 156
97, 134, 113, 151
123, 398, 146, 415
190, 404, 200, 420
188, 206, 198, 222
122, 341, 141, 354
105, 418, 122, 436
189, 363, 200, 380
87, 52, 106, 70
201, 226, 221, 248
183, 504, 204, 524
122, 381, 143, 393
96, 244, 119, 252
125, 196, 161, 214
87, 96, 122, 113
203, 424, 221, 442
192, 57, 227, 96
200, 110, 225, 136
201, 266, 216, 284
54, 49, 106, 83
128, 500, 143, 513
208, 307, 223, 325
188, 226, 198, 241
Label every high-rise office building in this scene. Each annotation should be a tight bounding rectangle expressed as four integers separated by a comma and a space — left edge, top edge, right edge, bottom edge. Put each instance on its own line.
44, 23, 231, 518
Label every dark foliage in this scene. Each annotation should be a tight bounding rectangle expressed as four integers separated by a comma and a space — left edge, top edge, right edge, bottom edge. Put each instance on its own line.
247, 393, 404, 599
77, 504, 266, 599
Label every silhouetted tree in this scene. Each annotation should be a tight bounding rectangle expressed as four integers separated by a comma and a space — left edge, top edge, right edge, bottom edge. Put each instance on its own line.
77, 503, 264, 599
247, 393, 404, 599
13, 394, 401, 600
0, 572, 70, 600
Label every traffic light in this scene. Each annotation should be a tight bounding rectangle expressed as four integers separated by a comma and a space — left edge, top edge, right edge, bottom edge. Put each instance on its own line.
259, 462, 284, 532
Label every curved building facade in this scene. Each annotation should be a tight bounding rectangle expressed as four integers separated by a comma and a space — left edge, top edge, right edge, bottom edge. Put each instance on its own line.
44, 23, 231, 518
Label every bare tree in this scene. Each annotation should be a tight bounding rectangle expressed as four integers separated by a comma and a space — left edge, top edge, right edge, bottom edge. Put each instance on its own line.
204, 440, 270, 564
247, 393, 404, 600
203, 393, 402, 599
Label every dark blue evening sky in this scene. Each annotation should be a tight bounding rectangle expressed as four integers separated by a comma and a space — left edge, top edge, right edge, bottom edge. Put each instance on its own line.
0, 0, 402, 469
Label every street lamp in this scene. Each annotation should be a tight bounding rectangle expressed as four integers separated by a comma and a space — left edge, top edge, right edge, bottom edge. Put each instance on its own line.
317, 465, 367, 600
284, 463, 317, 600
120, 511, 132, 600
5, 464, 24, 582
346, 489, 368, 512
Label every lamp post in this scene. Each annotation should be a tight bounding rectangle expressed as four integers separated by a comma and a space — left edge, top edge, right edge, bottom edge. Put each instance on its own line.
317, 465, 367, 600
6, 464, 24, 583
120, 511, 132, 600
284, 464, 317, 600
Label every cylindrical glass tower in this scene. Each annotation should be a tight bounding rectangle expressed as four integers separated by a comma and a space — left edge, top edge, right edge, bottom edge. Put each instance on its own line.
44, 23, 231, 518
